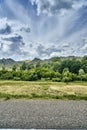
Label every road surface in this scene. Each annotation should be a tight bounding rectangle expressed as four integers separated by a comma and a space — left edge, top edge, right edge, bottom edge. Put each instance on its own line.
0, 100, 87, 129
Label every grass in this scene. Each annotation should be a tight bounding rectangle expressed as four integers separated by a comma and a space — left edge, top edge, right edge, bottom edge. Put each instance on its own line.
0, 80, 87, 100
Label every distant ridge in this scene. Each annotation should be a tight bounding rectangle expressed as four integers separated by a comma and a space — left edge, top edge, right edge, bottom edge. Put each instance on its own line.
0, 56, 86, 69
0, 58, 15, 64
32, 58, 42, 62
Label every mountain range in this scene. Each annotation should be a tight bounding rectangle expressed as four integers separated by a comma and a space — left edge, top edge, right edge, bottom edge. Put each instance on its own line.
0, 56, 82, 69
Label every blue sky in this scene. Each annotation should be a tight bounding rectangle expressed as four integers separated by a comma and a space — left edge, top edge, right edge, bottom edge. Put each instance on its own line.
0, 0, 87, 60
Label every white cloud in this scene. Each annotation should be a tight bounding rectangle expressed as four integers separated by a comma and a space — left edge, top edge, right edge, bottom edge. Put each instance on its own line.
0, 0, 87, 60
30, 0, 87, 16
72, 0, 87, 10
30, 0, 71, 16
81, 44, 87, 50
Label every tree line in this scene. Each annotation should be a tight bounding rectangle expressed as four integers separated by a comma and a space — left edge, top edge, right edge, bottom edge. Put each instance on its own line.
0, 56, 87, 82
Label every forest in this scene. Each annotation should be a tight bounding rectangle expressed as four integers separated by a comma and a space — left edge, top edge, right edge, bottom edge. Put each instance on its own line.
0, 56, 87, 82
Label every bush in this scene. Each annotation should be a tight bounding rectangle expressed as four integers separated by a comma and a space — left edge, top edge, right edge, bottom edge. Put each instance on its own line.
0, 71, 13, 80
52, 78, 61, 82
12, 71, 22, 78
72, 73, 78, 81
62, 77, 72, 83
28, 74, 38, 81
77, 75, 87, 81
13, 77, 21, 81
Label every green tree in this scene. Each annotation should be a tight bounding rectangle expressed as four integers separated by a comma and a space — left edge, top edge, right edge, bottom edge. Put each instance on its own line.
21, 62, 27, 70
12, 64, 17, 71
79, 69, 85, 76
59, 59, 81, 74
2, 65, 5, 71
41, 63, 50, 68
36, 62, 40, 68
62, 69, 73, 83
27, 64, 34, 70
81, 56, 87, 73
1, 65, 7, 73
78, 69, 86, 81
63, 68, 69, 73
52, 62, 61, 72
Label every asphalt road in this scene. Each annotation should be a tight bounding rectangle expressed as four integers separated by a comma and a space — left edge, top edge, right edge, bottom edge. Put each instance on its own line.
0, 100, 87, 129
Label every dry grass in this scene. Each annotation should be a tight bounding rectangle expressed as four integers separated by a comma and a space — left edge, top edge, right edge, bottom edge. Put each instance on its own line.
0, 81, 87, 100
50, 85, 87, 95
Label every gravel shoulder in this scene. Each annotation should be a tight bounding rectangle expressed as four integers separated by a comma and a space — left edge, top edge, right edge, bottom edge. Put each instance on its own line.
0, 100, 87, 129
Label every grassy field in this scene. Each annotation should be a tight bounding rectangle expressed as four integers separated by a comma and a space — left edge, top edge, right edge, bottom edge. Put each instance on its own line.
0, 81, 87, 100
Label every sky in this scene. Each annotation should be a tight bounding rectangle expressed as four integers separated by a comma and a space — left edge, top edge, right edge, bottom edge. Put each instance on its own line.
0, 0, 87, 60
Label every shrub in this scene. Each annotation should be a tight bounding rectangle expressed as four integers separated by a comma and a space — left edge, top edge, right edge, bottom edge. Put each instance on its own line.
0, 71, 13, 80
52, 78, 61, 82
62, 77, 72, 83
13, 77, 21, 81
28, 74, 38, 81
77, 75, 87, 81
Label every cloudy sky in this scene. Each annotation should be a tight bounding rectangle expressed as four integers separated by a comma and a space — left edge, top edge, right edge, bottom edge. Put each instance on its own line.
0, 0, 87, 60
